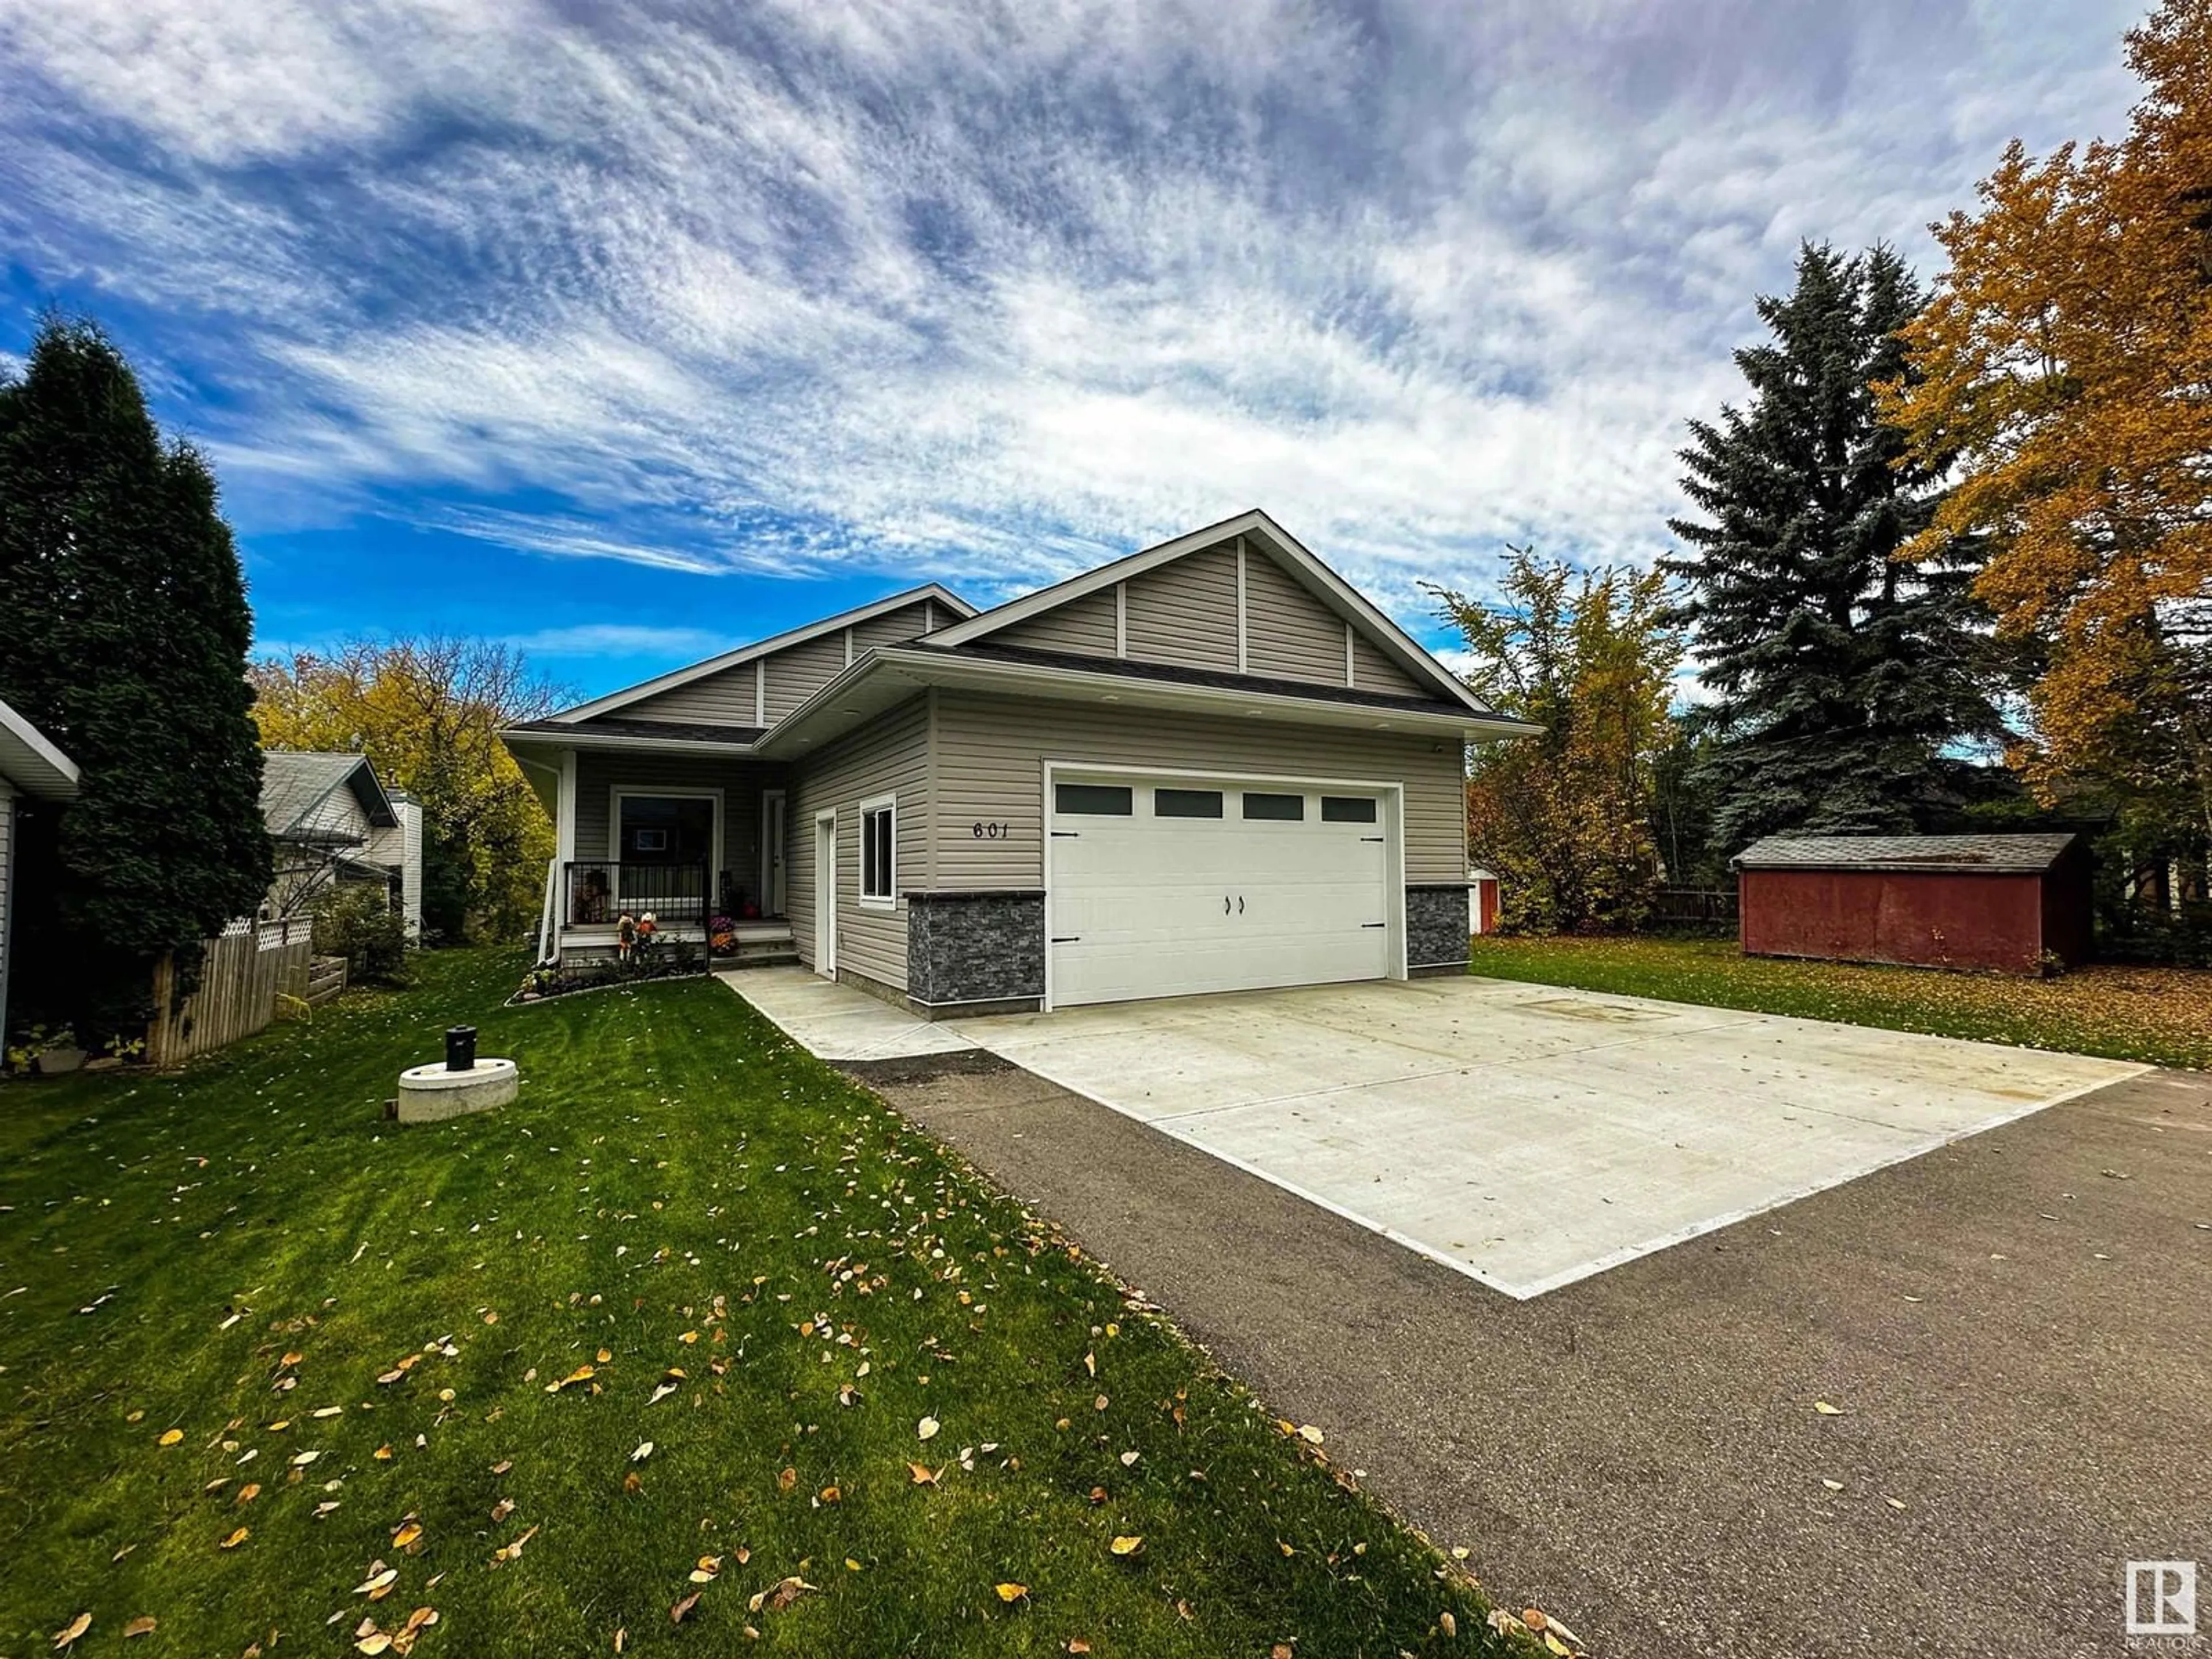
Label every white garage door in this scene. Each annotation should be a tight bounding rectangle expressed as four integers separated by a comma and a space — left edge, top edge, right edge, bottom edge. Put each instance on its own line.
1047, 774, 1394, 1007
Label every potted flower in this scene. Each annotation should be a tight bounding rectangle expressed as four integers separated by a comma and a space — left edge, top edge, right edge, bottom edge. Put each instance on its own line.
708, 914, 738, 957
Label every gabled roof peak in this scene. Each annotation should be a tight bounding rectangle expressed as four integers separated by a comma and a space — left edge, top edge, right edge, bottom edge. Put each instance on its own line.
928, 509, 1494, 717
554, 581, 975, 724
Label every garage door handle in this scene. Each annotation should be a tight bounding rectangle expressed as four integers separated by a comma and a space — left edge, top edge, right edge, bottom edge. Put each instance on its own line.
1051, 934, 1082, 943
1051, 831, 1080, 839
1237, 896, 1245, 914
1362, 922, 1386, 929
1223, 896, 1232, 914
1361, 835, 1385, 843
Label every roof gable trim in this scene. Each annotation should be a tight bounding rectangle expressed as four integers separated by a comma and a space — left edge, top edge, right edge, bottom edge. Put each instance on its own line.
555, 582, 977, 723
928, 510, 1491, 715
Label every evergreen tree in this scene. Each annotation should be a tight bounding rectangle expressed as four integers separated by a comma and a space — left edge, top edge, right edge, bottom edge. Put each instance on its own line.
1665, 243, 2002, 851
0, 317, 271, 1039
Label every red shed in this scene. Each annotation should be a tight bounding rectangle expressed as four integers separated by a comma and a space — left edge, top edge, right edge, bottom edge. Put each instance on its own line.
1734, 833, 2091, 974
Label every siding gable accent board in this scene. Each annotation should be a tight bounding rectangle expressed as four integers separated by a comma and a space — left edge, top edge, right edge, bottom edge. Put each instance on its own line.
556, 585, 975, 725
995, 588, 1119, 656
628, 602, 937, 728
929, 509, 1492, 716
1123, 543, 1240, 671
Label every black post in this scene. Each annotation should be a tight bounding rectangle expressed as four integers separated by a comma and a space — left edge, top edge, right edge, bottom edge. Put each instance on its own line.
445, 1025, 478, 1072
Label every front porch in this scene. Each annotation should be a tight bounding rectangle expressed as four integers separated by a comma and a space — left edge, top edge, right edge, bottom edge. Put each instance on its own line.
524, 745, 798, 966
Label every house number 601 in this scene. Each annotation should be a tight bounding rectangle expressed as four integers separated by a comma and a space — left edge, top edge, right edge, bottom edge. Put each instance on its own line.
971, 821, 1009, 839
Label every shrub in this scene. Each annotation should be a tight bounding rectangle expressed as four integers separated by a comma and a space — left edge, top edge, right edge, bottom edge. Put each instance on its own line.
313, 883, 411, 985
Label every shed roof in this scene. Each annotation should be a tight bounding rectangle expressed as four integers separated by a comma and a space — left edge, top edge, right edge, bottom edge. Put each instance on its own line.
1734, 832, 2079, 875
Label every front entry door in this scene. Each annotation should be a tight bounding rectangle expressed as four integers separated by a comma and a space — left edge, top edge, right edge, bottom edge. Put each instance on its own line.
762, 792, 787, 917
813, 813, 836, 979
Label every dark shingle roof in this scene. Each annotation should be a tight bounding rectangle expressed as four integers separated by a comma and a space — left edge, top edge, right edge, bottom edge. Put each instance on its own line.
1734, 833, 2079, 874
504, 716, 764, 745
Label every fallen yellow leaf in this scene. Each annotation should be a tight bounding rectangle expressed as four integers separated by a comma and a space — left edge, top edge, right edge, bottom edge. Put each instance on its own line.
220, 1527, 249, 1550
1109, 1535, 1143, 1556
123, 1616, 157, 1638
1813, 1401, 1844, 1416
995, 1582, 1028, 1603
52, 1612, 91, 1650
158, 1429, 184, 1447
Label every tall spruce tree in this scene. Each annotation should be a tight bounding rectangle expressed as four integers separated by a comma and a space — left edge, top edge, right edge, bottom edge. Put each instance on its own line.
1665, 243, 2001, 851
0, 317, 270, 1039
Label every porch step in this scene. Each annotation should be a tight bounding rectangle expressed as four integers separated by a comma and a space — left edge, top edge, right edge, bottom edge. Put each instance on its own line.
718, 926, 798, 969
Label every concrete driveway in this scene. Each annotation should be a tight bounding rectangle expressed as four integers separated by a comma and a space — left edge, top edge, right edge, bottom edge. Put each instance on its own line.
721, 969, 2142, 1299
951, 976, 2141, 1297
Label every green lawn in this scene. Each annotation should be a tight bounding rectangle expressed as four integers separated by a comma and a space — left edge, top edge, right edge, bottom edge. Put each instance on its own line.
1468, 934, 2211, 1070
1, 952, 1521, 1658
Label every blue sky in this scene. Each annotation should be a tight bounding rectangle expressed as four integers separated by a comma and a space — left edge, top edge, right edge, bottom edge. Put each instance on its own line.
0, 0, 2143, 700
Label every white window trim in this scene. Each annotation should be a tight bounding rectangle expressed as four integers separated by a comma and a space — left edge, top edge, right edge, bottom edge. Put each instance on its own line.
858, 791, 897, 910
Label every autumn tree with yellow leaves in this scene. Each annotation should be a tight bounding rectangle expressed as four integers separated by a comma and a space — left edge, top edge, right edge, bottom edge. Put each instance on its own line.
251, 638, 567, 942
1880, 0, 2212, 875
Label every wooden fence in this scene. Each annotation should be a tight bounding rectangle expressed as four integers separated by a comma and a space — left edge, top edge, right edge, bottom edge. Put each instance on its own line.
146, 917, 314, 1067
1649, 886, 1740, 929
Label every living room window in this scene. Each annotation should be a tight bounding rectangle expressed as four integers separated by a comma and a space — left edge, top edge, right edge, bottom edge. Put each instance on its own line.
860, 794, 895, 908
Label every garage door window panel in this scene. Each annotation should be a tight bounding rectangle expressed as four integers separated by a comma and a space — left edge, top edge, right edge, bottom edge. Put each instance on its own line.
1154, 788, 1224, 819
1056, 783, 1133, 816
1321, 796, 1378, 823
1242, 792, 1305, 821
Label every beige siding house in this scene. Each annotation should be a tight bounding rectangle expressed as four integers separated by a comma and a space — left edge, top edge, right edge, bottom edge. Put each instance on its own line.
503, 510, 1533, 1016
0, 698, 81, 1043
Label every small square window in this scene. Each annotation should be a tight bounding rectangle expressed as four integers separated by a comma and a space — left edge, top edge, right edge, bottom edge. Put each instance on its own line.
1241, 792, 1305, 821
1321, 796, 1378, 824
861, 799, 895, 904
1056, 783, 1134, 816
1154, 788, 1223, 818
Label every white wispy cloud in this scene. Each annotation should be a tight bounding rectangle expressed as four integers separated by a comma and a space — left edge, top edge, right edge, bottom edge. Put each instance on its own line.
0, 0, 2144, 622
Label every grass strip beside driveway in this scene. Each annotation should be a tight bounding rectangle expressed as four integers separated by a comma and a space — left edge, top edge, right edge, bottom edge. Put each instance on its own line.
0, 950, 1514, 1657
1468, 934, 2210, 1070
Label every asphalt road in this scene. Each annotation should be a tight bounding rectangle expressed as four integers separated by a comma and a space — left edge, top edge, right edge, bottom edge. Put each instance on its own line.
854, 1054, 2212, 1658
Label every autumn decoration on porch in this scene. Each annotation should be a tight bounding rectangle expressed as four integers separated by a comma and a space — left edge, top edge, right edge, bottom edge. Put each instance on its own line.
708, 915, 738, 957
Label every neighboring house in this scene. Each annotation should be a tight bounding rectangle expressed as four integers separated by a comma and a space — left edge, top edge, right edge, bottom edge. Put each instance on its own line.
259, 751, 425, 937
1735, 832, 2092, 974
501, 509, 1536, 1016
0, 696, 81, 1042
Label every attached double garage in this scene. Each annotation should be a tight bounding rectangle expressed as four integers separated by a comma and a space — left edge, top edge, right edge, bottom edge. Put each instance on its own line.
787, 680, 1498, 1018
1046, 769, 1399, 1006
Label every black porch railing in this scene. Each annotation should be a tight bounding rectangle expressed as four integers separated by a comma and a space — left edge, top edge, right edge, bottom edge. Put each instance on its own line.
564, 862, 714, 928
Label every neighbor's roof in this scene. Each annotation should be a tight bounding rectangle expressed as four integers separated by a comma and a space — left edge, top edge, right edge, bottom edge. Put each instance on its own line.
0, 696, 79, 800
1733, 833, 2080, 874
260, 751, 398, 842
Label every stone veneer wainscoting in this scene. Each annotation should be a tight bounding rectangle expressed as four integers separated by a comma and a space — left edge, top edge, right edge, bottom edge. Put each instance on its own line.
905, 891, 1046, 1016
1405, 885, 1475, 975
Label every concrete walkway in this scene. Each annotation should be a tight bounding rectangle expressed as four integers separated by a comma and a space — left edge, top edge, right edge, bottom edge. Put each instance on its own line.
714, 967, 974, 1062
